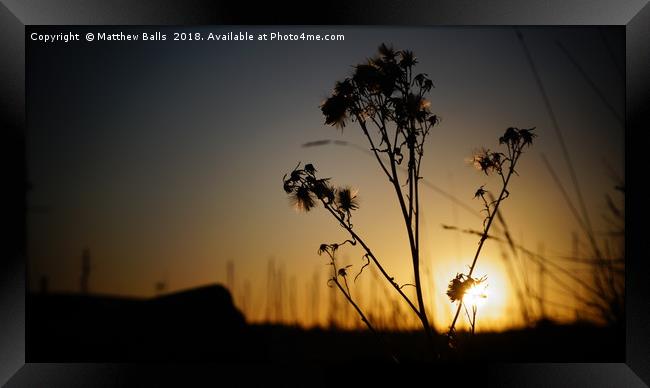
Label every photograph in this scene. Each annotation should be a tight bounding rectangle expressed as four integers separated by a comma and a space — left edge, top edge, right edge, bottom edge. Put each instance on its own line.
25, 26, 625, 364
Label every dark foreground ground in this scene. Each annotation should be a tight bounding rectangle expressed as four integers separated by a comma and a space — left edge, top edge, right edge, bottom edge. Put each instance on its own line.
27, 284, 624, 363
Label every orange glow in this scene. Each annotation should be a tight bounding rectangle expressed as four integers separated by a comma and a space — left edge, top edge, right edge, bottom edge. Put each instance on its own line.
432, 256, 515, 332
463, 282, 488, 307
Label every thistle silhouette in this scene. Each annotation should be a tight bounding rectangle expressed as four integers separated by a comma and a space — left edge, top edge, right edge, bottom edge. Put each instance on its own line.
283, 43, 440, 359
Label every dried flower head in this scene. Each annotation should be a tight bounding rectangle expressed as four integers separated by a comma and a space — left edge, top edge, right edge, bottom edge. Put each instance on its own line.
472, 148, 497, 175
336, 187, 359, 213
474, 185, 487, 199
499, 127, 520, 146
378, 43, 396, 61
289, 169, 301, 182
428, 114, 440, 126
399, 50, 417, 68
353, 63, 381, 93
321, 94, 351, 129
290, 186, 316, 212
318, 244, 329, 255
304, 163, 317, 175
518, 127, 536, 147
282, 180, 293, 194
312, 179, 335, 203
499, 126, 537, 148
446, 273, 486, 303
338, 264, 353, 277
334, 79, 354, 97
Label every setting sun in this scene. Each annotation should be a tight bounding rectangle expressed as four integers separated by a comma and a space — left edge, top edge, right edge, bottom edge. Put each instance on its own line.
463, 283, 488, 307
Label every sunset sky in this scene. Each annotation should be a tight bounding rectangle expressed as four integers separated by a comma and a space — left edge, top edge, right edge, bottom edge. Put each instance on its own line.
27, 26, 624, 332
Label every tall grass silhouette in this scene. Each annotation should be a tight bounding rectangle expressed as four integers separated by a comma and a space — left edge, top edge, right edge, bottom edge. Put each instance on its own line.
515, 28, 624, 327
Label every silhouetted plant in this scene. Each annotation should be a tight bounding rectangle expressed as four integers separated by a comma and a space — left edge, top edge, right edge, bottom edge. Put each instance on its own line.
447, 273, 487, 335
446, 127, 536, 347
283, 44, 440, 357
320, 240, 399, 362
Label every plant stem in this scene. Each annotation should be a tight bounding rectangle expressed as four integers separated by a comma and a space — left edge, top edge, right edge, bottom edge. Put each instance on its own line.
448, 157, 517, 338
385, 129, 435, 348
410, 123, 436, 353
356, 115, 436, 355
471, 305, 477, 335
324, 205, 421, 316
332, 278, 400, 364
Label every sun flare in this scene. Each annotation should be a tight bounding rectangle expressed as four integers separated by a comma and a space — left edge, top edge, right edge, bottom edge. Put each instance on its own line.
436, 257, 513, 331
463, 283, 488, 307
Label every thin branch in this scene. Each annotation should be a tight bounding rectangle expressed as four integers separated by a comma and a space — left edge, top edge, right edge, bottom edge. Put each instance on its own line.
323, 204, 421, 317
332, 279, 399, 363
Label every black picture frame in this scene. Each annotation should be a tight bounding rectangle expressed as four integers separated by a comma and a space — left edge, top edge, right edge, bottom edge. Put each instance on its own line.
1, 1, 649, 386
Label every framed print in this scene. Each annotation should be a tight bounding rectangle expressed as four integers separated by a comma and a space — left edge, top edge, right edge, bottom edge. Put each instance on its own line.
1, 0, 649, 386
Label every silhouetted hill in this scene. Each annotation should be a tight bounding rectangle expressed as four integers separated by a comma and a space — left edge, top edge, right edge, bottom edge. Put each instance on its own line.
27, 284, 624, 362
27, 284, 252, 362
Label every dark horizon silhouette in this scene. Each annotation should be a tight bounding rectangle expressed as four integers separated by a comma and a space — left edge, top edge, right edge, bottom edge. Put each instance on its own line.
27, 281, 624, 363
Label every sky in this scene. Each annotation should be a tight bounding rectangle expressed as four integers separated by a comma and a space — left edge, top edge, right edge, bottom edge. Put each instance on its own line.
27, 26, 624, 332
